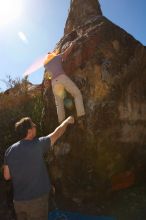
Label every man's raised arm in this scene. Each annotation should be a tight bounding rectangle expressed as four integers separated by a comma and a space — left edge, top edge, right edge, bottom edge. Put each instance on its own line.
49, 116, 74, 146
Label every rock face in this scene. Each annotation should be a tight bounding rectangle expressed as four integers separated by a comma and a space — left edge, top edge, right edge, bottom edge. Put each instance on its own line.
64, 0, 102, 34
42, 0, 146, 208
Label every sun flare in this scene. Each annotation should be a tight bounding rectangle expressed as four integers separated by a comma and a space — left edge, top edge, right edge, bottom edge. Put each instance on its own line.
0, 0, 22, 26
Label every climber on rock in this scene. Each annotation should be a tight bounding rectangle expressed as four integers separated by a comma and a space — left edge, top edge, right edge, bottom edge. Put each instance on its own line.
43, 42, 86, 127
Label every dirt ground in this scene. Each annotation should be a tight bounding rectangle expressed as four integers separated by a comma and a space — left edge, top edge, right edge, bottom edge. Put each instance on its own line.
106, 184, 146, 220
0, 180, 146, 220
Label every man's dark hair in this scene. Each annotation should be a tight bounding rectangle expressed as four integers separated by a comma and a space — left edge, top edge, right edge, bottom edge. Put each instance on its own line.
15, 117, 35, 139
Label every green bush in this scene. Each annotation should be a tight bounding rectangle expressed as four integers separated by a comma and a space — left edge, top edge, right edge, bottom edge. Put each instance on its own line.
0, 77, 43, 166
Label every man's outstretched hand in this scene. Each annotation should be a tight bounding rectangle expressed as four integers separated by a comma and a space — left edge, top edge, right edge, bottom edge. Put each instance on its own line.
66, 116, 75, 125
49, 116, 75, 146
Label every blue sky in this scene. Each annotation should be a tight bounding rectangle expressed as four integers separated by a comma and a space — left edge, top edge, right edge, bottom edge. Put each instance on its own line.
0, 0, 145, 91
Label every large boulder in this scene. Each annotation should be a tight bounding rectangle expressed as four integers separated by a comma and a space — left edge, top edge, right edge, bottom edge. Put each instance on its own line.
42, 0, 146, 208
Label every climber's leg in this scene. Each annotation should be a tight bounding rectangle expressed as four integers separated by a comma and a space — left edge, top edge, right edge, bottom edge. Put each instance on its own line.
52, 78, 65, 123
58, 74, 85, 117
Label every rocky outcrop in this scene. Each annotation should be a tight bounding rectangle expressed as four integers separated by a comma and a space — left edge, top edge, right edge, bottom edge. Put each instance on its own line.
42, 0, 146, 208
64, 0, 102, 34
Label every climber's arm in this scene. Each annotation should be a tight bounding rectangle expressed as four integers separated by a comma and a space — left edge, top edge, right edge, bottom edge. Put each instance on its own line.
61, 41, 75, 61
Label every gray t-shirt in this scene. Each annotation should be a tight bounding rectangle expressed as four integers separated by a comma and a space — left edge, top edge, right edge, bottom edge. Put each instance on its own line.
4, 136, 51, 201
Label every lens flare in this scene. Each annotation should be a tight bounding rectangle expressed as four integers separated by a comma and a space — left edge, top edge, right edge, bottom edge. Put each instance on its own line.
24, 55, 46, 77
64, 98, 74, 110
44, 53, 56, 65
23, 51, 59, 77
53, 84, 66, 99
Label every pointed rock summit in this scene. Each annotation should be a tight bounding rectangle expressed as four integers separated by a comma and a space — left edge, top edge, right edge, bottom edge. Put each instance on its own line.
64, 0, 102, 34
42, 0, 146, 210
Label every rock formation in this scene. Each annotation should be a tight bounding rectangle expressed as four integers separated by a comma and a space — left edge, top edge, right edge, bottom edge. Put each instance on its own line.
64, 0, 102, 34
42, 0, 146, 209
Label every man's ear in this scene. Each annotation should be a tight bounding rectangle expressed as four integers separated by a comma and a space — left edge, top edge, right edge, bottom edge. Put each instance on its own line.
25, 129, 32, 138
